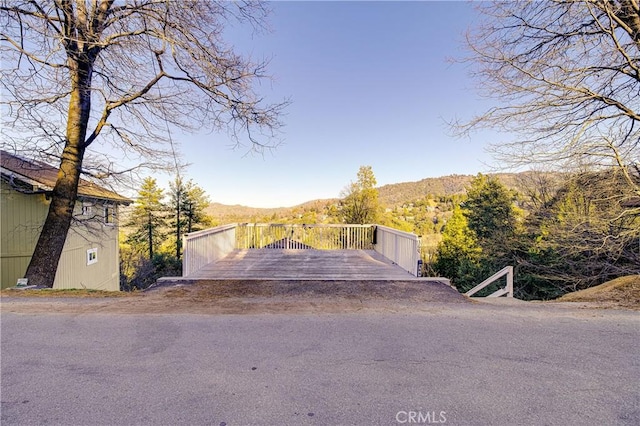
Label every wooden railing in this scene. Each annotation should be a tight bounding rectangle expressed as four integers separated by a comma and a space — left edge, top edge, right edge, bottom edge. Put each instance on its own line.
373, 225, 420, 276
465, 266, 514, 298
236, 223, 375, 250
183, 223, 421, 277
182, 224, 236, 277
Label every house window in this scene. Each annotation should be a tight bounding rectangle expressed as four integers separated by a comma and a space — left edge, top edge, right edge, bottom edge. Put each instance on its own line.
87, 248, 98, 265
104, 205, 116, 224
82, 203, 93, 217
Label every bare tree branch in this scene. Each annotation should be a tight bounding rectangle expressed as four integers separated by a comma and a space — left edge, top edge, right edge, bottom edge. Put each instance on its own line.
456, 0, 639, 174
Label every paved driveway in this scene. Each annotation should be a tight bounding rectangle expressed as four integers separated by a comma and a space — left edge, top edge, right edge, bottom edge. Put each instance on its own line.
1, 304, 638, 425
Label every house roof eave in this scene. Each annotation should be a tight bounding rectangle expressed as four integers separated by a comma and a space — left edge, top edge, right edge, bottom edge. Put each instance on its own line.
1, 151, 133, 205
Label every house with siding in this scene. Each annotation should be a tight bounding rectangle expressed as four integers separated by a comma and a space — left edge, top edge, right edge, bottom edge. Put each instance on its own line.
0, 150, 132, 290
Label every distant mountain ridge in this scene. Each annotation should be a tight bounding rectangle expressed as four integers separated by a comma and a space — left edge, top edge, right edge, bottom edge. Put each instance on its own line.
206, 203, 284, 218
205, 199, 340, 220
206, 171, 556, 219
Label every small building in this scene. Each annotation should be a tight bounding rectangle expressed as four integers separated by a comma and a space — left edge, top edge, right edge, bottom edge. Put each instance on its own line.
1, 150, 132, 290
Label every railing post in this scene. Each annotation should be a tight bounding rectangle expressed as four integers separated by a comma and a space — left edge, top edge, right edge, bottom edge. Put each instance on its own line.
182, 234, 189, 277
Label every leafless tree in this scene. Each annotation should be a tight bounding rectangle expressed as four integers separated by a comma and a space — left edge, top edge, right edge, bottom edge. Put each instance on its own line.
520, 169, 640, 292
458, 0, 639, 197
514, 170, 565, 211
1, 0, 287, 287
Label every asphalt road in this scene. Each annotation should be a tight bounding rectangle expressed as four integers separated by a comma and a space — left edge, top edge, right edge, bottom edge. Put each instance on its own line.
1, 303, 638, 425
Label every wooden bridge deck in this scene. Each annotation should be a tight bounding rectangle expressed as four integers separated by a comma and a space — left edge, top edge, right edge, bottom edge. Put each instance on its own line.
186, 249, 420, 281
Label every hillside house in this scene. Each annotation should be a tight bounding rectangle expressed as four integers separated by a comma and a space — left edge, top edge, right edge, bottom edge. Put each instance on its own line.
0, 151, 132, 290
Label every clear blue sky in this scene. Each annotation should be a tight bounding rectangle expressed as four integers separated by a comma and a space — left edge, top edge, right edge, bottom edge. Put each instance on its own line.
175, 1, 504, 208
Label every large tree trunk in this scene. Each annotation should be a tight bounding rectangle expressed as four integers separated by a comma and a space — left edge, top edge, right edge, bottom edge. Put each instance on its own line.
25, 58, 92, 288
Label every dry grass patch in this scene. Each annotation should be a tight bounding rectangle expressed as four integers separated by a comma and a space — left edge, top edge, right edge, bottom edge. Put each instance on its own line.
557, 275, 640, 310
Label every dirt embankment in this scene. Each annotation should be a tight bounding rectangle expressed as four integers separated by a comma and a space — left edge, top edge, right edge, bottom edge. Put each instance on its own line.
2, 275, 638, 314
0, 279, 466, 315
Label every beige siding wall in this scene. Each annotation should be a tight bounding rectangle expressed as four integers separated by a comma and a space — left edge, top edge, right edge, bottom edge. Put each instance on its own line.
1, 182, 48, 288
53, 218, 120, 291
1, 182, 121, 291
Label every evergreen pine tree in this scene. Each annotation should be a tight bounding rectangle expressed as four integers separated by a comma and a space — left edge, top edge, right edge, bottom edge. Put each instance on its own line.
169, 177, 213, 259
125, 177, 167, 260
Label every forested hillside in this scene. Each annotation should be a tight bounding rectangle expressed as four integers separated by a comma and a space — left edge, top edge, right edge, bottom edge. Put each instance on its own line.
377, 174, 471, 206
377, 172, 561, 206
205, 172, 559, 222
